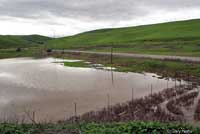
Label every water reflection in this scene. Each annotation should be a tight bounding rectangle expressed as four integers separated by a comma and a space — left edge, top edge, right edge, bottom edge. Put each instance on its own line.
0, 57, 176, 122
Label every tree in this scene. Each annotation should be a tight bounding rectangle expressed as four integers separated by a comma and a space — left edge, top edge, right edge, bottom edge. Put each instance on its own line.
16, 48, 21, 52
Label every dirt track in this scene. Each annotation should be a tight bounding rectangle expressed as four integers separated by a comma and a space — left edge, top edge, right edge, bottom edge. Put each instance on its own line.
53, 50, 200, 63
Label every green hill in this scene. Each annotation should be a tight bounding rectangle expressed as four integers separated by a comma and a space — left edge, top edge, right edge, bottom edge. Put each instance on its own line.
48, 19, 200, 56
0, 35, 51, 49
20, 35, 51, 45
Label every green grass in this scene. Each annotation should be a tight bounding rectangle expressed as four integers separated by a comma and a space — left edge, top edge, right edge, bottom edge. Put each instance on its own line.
59, 52, 200, 79
20, 35, 51, 45
93, 46, 200, 57
64, 61, 90, 68
113, 57, 200, 77
79, 122, 200, 134
47, 19, 200, 56
0, 121, 199, 134
0, 48, 44, 59
0, 35, 51, 49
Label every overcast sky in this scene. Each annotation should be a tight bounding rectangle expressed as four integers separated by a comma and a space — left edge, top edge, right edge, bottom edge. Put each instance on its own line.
0, 0, 200, 37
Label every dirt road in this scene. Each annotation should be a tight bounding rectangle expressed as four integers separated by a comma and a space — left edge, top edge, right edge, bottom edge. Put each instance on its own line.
53, 50, 200, 63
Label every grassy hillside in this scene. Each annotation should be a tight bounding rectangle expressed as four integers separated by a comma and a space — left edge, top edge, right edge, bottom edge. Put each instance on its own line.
0, 35, 51, 49
21, 35, 51, 44
48, 19, 200, 56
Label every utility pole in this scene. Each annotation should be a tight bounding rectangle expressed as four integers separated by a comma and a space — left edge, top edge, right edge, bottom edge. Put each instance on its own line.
110, 45, 113, 65
187, 71, 190, 87
74, 102, 82, 134
32, 111, 35, 123
74, 102, 77, 122
175, 72, 177, 90
111, 67, 114, 85
167, 78, 169, 89
132, 88, 134, 101
179, 73, 182, 88
107, 94, 110, 108
150, 84, 153, 106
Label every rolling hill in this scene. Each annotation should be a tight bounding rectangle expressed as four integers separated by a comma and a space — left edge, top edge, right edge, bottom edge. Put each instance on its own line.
48, 19, 200, 56
0, 35, 51, 49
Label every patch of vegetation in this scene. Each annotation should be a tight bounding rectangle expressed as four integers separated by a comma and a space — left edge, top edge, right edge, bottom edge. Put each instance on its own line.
56, 52, 200, 80
0, 121, 199, 134
113, 57, 200, 78
0, 123, 77, 134
47, 19, 200, 56
64, 61, 90, 68
79, 122, 199, 134
0, 48, 44, 59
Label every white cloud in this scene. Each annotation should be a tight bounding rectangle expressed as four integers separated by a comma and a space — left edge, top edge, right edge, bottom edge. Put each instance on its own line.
0, 0, 199, 37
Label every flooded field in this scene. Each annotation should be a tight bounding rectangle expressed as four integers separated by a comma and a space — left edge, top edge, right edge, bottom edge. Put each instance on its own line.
0, 58, 176, 122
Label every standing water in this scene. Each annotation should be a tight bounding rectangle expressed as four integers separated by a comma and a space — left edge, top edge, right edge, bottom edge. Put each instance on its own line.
0, 58, 175, 122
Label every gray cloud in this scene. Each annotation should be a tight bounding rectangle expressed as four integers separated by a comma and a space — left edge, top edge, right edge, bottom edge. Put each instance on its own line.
0, 0, 200, 22
0, 0, 200, 36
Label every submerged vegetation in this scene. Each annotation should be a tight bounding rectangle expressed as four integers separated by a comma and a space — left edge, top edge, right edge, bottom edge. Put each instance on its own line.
66, 85, 198, 123
194, 100, 200, 121
1, 86, 200, 134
